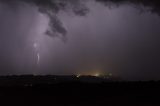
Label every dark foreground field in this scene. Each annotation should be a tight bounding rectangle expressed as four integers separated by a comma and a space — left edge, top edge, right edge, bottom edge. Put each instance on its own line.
0, 76, 160, 106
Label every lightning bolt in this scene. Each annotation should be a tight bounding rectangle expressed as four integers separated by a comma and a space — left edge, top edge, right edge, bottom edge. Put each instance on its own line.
34, 43, 40, 65
37, 52, 40, 65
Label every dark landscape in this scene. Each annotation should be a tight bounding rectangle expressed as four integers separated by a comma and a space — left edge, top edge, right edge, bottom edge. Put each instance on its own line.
0, 75, 159, 106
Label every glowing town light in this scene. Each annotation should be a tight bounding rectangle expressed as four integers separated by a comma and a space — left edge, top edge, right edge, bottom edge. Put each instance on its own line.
94, 73, 100, 77
76, 74, 81, 78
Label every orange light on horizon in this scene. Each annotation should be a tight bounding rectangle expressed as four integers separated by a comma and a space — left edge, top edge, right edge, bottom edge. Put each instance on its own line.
76, 74, 81, 78
93, 73, 100, 77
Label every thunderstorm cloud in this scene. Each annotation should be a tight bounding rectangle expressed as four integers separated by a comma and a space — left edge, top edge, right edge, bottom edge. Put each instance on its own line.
0, 0, 160, 80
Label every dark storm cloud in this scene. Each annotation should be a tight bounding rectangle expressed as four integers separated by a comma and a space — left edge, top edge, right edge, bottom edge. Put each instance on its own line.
43, 0, 160, 80
0, 0, 160, 80
26, 0, 89, 38
96, 0, 160, 15
0, 0, 89, 75
0, 0, 89, 38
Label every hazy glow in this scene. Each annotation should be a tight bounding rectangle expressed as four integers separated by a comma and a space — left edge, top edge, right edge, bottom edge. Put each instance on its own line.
76, 74, 81, 78
94, 73, 100, 77
0, 0, 160, 80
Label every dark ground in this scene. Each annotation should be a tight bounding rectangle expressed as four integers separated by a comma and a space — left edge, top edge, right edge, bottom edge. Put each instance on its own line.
0, 76, 160, 106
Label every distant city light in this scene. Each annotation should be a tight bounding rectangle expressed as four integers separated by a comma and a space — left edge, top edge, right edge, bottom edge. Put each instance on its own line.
76, 74, 81, 78
76, 71, 113, 78
94, 73, 100, 77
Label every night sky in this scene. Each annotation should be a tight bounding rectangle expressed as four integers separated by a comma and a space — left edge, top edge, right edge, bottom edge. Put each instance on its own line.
0, 0, 160, 80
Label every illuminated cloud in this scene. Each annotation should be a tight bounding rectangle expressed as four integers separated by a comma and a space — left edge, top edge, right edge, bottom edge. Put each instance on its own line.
0, 0, 160, 80
0, 0, 89, 39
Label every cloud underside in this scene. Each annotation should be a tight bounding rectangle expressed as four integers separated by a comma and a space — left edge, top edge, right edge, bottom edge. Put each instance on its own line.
1, 0, 160, 39
0, 0, 89, 39
96, 0, 160, 15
